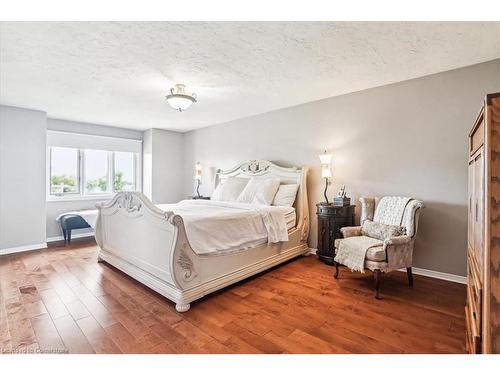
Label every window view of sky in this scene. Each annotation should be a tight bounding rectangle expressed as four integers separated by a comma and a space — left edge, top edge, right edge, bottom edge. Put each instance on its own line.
50, 147, 79, 194
51, 147, 78, 178
84, 149, 109, 194
114, 151, 135, 191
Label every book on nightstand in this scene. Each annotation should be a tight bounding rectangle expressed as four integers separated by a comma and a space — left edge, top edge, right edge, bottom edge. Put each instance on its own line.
333, 197, 350, 207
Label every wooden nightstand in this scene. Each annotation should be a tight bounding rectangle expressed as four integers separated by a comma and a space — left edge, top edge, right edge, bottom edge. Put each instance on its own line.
316, 204, 355, 265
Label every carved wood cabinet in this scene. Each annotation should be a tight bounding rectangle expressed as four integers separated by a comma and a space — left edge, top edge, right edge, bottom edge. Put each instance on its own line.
316, 204, 355, 265
466, 92, 500, 354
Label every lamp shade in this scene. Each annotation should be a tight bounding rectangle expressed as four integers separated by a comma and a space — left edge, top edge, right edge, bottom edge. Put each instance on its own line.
321, 165, 332, 178
195, 162, 202, 180
318, 152, 332, 165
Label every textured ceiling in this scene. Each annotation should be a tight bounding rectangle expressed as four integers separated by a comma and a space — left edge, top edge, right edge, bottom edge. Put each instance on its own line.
1, 22, 499, 132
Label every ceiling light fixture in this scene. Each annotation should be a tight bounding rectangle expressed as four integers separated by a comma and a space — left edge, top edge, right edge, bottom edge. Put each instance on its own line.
165, 84, 197, 112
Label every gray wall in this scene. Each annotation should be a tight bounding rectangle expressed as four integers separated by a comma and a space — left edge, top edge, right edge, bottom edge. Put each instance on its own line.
46, 118, 143, 239
143, 128, 185, 204
183, 59, 500, 276
0, 105, 47, 251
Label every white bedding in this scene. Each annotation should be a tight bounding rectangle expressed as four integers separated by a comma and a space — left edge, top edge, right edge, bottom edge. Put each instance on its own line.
156, 200, 294, 255
58, 200, 295, 256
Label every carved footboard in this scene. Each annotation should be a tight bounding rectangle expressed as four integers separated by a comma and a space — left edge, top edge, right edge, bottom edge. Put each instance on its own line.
94, 161, 310, 313
95, 192, 199, 312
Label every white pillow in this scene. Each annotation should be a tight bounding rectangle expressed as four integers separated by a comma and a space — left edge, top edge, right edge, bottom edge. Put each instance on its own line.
211, 177, 249, 202
272, 184, 299, 207
237, 177, 280, 205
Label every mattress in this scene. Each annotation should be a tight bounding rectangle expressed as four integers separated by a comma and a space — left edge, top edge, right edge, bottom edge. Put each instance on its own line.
60, 199, 296, 256
284, 209, 296, 230
156, 199, 295, 256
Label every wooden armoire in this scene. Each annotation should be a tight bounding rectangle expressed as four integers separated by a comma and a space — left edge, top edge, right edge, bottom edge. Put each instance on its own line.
466, 92, 500, 354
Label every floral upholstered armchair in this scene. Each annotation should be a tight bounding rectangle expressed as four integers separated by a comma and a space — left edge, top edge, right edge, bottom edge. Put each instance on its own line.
334, 196, 425, 298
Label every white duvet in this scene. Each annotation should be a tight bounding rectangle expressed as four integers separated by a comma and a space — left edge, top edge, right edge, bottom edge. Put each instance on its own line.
156, 200, 293, 255
57, 199, 294, 256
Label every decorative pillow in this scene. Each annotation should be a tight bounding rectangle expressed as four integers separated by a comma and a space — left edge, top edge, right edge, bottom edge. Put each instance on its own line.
211, 177, 249, 202
361, 220, 406, 240
272, 184, 299, 207
236, 177, 281, 205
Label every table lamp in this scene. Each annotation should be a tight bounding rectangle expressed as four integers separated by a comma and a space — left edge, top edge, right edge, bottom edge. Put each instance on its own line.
195, 162, 202, 198
319, 151, 332, 205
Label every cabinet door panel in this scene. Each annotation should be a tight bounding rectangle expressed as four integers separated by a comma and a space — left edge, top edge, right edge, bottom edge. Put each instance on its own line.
473, 148, 484, 275
317, 217, 330, 256
468, 160, 474, 249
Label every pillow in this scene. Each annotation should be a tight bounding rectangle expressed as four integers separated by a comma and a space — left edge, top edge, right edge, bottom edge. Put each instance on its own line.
272, 184, 299, 207
361, 220, 406, 240
211, 177, 249, 202
236, 177, 281, 205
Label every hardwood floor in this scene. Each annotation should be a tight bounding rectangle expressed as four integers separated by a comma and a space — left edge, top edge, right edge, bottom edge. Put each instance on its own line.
0, 239, 466, 354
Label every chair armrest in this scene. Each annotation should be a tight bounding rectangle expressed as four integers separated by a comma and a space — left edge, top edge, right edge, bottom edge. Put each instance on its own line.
383, 235, 411, 248
383, 235, 413, 271
340, 226, 362, 238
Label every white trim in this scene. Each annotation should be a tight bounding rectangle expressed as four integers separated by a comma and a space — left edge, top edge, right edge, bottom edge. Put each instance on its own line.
47, 130, 142, 150
399, 267, 466, 284
46, 231, 95, 243
47, 194, 115, 202
308, 248, 466, 284
47, 129, 143, 142
0, 243, 47, 256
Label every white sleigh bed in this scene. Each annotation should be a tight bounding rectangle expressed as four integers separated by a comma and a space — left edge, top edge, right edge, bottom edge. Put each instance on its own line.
94, 160, 310, 312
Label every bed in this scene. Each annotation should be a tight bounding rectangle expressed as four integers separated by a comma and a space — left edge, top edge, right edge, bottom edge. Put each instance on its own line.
94, 160, 310, 312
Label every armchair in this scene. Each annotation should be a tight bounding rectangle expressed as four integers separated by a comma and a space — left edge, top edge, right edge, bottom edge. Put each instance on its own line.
334, 196, 424, 298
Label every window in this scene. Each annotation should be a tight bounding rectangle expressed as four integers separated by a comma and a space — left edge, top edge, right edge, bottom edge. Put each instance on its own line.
48, 147, 141, 200
50, 147, 80, 195
114, 151, 135, 192
84, 150, 110, 195
47, 131, 142, 200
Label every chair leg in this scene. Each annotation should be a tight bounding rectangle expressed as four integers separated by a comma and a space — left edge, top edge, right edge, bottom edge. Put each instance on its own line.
374, 270, 381, 299
62, 228, 67, 243
407, 267, 414, 288
333, 262, 340, 279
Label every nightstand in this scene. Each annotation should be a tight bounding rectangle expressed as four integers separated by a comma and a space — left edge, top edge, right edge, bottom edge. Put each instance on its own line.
316, 204, 355, 265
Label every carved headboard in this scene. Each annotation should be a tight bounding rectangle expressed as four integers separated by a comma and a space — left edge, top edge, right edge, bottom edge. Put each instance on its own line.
214, 160, 309, 241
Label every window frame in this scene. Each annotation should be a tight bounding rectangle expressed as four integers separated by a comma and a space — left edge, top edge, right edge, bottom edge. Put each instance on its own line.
47, 147, 142, 202
112, 151, 139, 194
48, 146, 82, 197
82, 149, 112, 197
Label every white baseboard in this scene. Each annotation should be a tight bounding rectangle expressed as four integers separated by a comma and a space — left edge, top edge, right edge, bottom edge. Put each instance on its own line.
401, 267, 466, 284
0, 243, 47, 256
46, 231, 95, 243
308, 248, 466, 284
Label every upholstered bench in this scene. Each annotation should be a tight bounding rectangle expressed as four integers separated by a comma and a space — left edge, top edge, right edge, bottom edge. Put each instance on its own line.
57, 210, 98, 244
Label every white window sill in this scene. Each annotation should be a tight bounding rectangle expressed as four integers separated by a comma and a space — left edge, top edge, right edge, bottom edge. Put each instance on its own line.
46, 194, 115, 203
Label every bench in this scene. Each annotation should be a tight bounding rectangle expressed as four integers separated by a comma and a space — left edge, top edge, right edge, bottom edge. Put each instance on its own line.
57, 210, 98, 244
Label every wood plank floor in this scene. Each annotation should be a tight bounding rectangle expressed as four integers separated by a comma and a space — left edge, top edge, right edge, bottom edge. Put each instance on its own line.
0, 239, 466, 354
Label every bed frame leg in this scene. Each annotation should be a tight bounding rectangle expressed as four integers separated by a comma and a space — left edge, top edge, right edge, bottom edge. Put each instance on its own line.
175, 303, 191, 313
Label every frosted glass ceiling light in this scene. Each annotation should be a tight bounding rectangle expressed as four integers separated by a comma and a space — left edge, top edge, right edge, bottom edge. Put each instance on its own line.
166, 84, 197, 112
